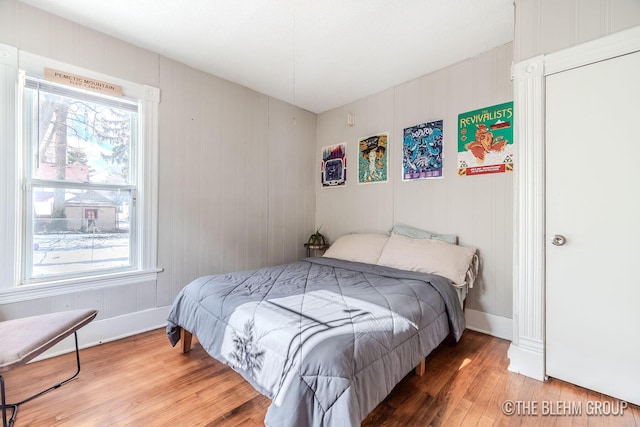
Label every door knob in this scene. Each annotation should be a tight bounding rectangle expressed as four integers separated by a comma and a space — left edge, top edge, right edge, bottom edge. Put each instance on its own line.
551, 235, 566, 246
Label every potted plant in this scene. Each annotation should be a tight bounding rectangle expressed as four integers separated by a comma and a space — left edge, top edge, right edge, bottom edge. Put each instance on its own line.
307, 225, 327, 247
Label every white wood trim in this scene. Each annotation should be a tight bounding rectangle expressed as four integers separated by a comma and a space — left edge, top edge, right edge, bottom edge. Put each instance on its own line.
18, 50, 148, 100
0, 43, 19, 291
507, 337, 545, 381
511, 26, 640, 383
545, 26, 640, 76
0, 43, 18, 66
0, 269, 161, 304
509, 55, 546, 381
465, 308, 513, 341
32, 308, 514, 362
31, 306, 172, 362
141, 84, 160, 103
139, 86, 160, 271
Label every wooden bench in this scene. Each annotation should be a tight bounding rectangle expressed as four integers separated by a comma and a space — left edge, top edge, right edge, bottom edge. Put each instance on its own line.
0, 309, 97, 427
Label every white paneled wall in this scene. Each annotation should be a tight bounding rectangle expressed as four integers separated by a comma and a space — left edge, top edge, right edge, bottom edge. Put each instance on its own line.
315, 88, 396, 236
514, 0, 640, 62
0, 1, 317, 349
155, 60, 317, 306
316, 44, 514, 325
267, 98, 317, 265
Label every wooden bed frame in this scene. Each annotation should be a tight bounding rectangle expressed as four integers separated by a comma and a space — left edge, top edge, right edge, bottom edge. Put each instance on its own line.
178, 328, 427, 376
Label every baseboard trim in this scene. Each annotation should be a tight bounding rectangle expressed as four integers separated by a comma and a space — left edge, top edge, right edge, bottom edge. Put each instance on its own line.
33, 306, 172, 362
507, 338, 545, 381
464, 308, 513, 341
36, 306, 512, 362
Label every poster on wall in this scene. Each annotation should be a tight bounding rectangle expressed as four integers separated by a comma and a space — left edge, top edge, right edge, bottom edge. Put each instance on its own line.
321, 143, 347, 187
457, 101, 514, 176
402, 120, 443, 181
358, 133, 388, 184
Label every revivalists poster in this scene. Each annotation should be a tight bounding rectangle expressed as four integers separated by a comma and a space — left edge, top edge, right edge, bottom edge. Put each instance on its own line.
358, 133, 388, 184
402, 120, 443, 180
321, 143, 347, 187
457, 101, 513, 176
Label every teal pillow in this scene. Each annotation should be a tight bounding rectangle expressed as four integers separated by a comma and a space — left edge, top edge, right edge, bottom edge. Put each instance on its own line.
390, 224, 458, 245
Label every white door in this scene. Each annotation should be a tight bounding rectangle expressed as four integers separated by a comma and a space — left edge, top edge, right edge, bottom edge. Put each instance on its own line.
546, 50, 640, 406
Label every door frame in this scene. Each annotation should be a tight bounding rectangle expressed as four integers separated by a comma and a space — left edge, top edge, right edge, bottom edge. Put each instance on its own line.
508, 25, 640, 381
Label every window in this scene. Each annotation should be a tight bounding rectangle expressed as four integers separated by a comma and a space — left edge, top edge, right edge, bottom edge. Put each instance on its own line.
24, 78, 138, 280
0, 45, 159, 295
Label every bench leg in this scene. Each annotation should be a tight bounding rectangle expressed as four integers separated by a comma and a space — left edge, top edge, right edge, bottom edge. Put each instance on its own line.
1, 375, 9, 427
0, 331, 82, 427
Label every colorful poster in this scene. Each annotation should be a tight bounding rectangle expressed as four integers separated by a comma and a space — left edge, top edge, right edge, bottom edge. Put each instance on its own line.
402, 120, 443, 180
358, 133, 388, 184
321, 143, 347, 187
457, 101, 514, 176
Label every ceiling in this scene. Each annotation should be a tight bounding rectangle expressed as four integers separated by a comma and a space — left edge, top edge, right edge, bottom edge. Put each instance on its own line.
19, 0, 514, 114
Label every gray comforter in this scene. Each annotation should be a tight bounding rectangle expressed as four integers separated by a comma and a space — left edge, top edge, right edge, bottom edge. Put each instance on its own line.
166, 257, 465, 426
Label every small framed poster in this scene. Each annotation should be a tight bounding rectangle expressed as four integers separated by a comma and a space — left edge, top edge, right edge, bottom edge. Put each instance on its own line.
458, 101, 514, 176
358, 133, 388, 184
321, 143, 347, 187
402, 120, 443, 180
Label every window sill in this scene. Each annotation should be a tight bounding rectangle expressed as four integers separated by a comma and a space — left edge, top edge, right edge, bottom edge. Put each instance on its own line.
0, 268, 163, 304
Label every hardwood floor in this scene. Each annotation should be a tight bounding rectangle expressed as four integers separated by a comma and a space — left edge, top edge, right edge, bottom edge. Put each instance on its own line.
2, 328, 638, 426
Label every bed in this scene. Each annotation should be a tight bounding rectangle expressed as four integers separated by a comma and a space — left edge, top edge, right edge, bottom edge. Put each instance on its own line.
166, 229, 478, 426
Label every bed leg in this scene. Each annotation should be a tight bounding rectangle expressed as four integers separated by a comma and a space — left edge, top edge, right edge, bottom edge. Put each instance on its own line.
415, 359, 425, 376
180, 329, 193, 353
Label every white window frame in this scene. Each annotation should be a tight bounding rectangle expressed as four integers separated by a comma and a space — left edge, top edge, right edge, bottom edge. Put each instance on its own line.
0, 44, 160, 303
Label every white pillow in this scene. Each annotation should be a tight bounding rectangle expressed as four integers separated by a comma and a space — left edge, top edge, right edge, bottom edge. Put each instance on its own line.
377, 233, 476, 286
322, 233, 390, 265
390, 224, 458, 245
